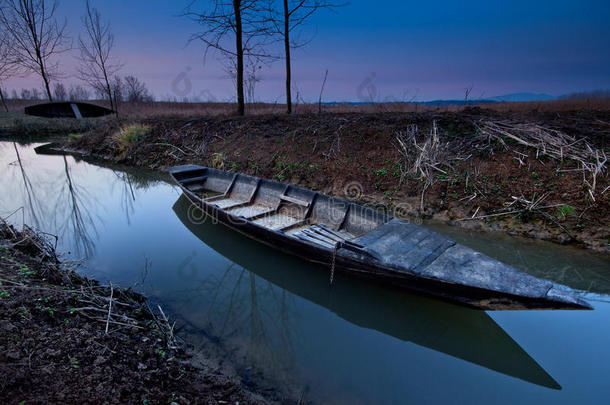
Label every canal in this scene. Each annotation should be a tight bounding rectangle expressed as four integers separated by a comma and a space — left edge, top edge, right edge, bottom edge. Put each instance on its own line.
1, 139, 609, 404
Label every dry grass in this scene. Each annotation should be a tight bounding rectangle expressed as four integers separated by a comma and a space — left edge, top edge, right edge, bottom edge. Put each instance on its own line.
112, 123, 151, 152
4, 96, 610, 120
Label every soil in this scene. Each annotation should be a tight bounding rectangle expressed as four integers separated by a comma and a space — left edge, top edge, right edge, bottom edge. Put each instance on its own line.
0, 222, 284, 404
64, 108, 610, 253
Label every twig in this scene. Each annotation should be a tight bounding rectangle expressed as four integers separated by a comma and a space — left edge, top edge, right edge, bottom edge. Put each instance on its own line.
105, 282, 113, 334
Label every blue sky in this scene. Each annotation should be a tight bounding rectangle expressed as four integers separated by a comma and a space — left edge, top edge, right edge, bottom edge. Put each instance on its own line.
3, 0, 610, 101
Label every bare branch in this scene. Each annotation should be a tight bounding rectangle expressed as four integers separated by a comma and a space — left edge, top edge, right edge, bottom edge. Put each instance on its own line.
77, 0, 123, 110
0, 0, 70, 101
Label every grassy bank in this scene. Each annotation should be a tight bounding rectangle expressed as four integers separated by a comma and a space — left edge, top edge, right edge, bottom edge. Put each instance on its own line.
0, 221, 277, 404
62, 108, 609, 253
0, 111, 105, 137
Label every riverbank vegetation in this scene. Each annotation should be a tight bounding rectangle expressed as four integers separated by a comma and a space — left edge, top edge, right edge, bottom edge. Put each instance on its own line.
54, 103, 609, 253
0, 220, 275, 404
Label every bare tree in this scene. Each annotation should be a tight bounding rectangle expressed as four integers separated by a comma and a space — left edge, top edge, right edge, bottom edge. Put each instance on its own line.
20, 88, 31, 99
111, 75, 124, 102
186, 1, 274, 116
0, 24, 20, 111
53, 82, 66, 101
68, 84, 89, 101
77, 0, 122, 110
0, 0, 70, 101
30, 87, 41, 99
123, 75, 151, 102
267, 0, 341, 114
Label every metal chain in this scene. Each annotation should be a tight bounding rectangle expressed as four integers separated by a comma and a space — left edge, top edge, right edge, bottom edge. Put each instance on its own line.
330, 242, 338, 285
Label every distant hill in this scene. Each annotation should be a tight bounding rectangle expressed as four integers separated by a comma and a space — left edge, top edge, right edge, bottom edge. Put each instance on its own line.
322, 93, 559, 107
489, 93, 557, 102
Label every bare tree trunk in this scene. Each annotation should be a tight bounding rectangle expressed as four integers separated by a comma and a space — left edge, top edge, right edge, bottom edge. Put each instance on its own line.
0, 87, 8, 112
104, 70, 114, 110
234, 0, 245, 116
283, 0, 292, 114
38, 58, 53, 101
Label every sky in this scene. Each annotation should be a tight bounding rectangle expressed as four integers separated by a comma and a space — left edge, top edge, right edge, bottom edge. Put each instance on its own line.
2, 0, 610, 102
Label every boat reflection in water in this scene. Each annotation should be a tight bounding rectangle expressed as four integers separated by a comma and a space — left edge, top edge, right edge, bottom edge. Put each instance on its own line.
173, 195, 561, 390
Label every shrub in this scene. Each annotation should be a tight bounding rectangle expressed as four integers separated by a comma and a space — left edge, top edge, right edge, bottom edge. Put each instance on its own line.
113, 124, 151, 151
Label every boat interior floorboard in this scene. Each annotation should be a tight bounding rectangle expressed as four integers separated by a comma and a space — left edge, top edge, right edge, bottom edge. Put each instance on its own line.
227, 204, 272, 218
211, 197, 250, 209
253, 213, 301, 230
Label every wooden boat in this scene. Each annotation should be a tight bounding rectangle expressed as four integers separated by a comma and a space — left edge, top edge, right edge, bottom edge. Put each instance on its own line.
24, 101, 114, 118
169, 164, 592, 310
172, 194, 561, 389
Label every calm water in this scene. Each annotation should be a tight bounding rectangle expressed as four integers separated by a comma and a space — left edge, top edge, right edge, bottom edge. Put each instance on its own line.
1, 139, 610, 404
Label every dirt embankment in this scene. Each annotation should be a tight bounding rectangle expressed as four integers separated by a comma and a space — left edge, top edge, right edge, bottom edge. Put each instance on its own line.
64, 109, 610, 252
0, 222, 282, 404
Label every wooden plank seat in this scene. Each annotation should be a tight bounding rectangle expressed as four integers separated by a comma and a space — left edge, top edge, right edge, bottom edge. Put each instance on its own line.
182, 175, 207, 184
280, 194, 310, 207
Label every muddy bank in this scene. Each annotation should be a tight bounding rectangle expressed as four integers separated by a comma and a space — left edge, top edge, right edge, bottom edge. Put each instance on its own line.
61, 109, 609, 252
0, 221, 285, 404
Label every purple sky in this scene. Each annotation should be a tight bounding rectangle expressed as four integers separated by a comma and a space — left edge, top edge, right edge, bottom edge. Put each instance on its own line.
3, 0, 610, 102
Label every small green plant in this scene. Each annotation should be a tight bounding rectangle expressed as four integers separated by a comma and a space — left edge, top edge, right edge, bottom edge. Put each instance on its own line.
70, 358, 79, 369
230, 162, 238, 171
375, 168, 388, 177
557, 204, 576, 220
113, 124, 151, 151
274, 173, 286, 182
154, 348, 167, 358
531, 172, 540, 179
0, 291, 10, 298
18, 266, 35, 276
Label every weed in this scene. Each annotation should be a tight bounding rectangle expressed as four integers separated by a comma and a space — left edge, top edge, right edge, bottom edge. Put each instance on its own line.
19, 266, 35, 276
531, 172, 540, 179
0, 290, 10, 298
209, 152, 225, 169
376, 168, 388, 177
154, 348, 167, 358
69, 358, 79, 369
557, 204, 576, 220
274, 173, 286, 182
230, 162, 238, 171
113, 124, 151, 151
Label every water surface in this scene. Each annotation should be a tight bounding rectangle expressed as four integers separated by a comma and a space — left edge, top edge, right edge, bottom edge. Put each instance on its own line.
1, 140, 609, 404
